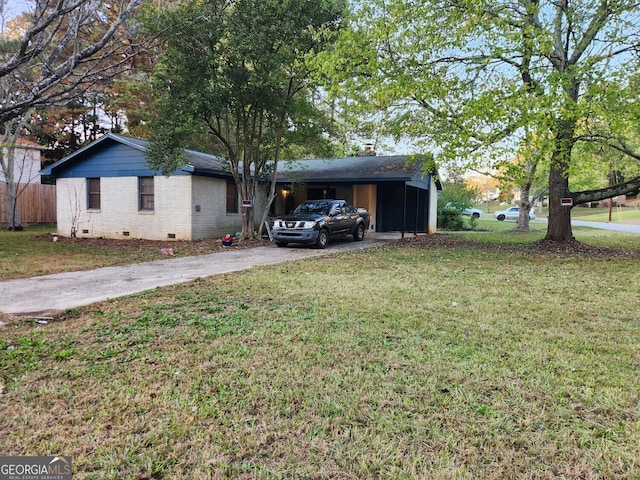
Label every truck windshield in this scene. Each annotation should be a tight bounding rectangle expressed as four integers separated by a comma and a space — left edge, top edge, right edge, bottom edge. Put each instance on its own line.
293, 201, 332, 215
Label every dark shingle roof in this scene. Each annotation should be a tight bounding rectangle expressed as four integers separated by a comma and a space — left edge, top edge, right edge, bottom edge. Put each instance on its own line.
277, 155, 441, 189
180, 148, 228, 175
112, 134, 228, 174
42, 133, 441, 189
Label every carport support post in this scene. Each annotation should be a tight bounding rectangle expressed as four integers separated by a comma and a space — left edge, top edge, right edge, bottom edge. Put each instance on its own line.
415, 187, 419, 235
402, 182, 407, 239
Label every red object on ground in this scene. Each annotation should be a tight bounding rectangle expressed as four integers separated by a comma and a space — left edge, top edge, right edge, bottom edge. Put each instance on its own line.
221, 234, 233, 247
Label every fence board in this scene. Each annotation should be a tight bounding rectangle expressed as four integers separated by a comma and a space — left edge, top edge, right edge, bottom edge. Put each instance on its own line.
0, 183, 57, 225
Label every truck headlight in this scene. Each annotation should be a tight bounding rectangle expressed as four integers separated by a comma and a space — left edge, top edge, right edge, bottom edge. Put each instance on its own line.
300, 221, 317, 229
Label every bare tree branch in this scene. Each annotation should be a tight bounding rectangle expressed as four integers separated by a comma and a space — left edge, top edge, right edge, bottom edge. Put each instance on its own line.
0, 0, 142, 124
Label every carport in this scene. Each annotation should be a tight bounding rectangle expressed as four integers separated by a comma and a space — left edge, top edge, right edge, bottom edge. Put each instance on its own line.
273, 154, 443, 234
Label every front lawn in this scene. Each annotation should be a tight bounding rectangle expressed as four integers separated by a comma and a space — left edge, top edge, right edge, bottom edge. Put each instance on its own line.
1, 233, 639, 479
0, 225, 266, 280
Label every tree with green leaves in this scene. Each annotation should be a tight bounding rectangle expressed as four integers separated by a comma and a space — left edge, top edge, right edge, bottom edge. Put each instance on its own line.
317, 0, 640, 242
437, 180, 480, 230
145, 0, 346, 239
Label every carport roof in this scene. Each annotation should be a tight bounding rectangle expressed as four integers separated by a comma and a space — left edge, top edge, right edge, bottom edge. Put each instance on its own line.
276, 155, 443, 189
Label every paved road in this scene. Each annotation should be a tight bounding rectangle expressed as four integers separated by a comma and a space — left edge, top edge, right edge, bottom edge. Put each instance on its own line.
533, 217, 640, 234
569, 219, 640, 233
0, 234, 400, 317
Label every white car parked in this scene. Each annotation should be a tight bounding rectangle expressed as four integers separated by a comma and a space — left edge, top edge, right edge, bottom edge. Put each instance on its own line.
462, 207, 485, 218
493, 206, 536, 221
444, 203, 485, 218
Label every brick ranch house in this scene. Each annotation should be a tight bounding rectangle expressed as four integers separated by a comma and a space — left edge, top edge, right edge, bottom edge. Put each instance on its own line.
41, 133, 251, 240
42, 133, 442, 240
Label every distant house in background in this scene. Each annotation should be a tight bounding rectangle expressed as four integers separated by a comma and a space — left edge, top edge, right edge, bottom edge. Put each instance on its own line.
0, 136, 56, 226
41, 133, 250, 240
272, 154, 442, 234
0, 136, 44, 185
42, 133, 442, 240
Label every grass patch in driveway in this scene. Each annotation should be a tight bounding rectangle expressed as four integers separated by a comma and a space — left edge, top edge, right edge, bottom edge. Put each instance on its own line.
1, 234, 639, 479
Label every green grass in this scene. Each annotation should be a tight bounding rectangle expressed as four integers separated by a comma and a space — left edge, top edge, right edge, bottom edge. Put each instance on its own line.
0, 224, 244, 280
471, 200, 640, 223
1, 231, 639, 479
466, 217, 640, 251
570, 206, 640, 222
0, 225, 164, 279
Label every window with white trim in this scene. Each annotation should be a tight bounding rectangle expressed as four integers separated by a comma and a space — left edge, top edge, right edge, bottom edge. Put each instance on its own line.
87, 178, 100, 209
139, 176, 154, 211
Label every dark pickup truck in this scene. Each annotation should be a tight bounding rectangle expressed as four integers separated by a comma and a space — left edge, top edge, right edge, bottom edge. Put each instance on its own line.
271, 199, 370, 248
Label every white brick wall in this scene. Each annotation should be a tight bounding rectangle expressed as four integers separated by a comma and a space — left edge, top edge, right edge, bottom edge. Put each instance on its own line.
55, 175, 267, 240
191, 176, 243, 239
57, 176, 193, 240
428, 177, 438, 234
56, 178, 87, 238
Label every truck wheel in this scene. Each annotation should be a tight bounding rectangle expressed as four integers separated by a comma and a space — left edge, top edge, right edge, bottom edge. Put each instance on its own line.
315, 229, 329, 249
275, 241, 288, 247
353, 223, 365, 241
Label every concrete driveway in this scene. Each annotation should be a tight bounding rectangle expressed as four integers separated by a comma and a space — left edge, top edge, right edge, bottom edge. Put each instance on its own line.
0, 233, 400, 317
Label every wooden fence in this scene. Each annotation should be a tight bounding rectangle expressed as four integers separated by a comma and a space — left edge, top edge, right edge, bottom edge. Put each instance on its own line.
0, 183, 57, 225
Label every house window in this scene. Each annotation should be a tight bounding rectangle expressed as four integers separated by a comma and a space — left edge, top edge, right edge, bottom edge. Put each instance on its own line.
226, 179, 238, 213
139, 176, 154, 211
87, 178, 101, 209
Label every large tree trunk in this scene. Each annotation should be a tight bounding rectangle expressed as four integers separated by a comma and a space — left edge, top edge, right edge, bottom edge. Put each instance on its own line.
545, 118, 575, 241
7, 182, 21, 230
239, 180, 254, 240
545, 163, 573, 241
544, 114, 577, 242
1, 134, 22, 230
516, 179, 532, 231
257, 105, 288, 241
242, 206, 254, 239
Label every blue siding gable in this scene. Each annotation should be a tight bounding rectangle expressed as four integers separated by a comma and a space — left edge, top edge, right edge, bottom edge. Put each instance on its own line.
42, 133, 230, 179
44, 141, 185, 178
56, 142, 152, 178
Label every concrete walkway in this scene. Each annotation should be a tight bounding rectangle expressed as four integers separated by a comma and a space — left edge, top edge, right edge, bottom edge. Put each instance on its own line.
0, 233, 401, 317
